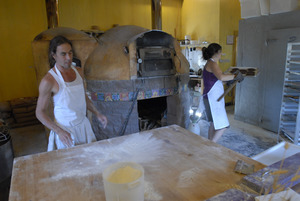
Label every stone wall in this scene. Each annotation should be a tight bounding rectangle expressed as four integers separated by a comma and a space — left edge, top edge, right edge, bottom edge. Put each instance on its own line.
86, 73, 190, 140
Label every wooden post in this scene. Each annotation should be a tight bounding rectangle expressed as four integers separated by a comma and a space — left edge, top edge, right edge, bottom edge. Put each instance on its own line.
45, 0, 58, 29
151, 0, 162, 30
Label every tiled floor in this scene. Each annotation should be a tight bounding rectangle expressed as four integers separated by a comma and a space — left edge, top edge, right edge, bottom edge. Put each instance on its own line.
9, 124, 47, 157
199, 106, 278, 157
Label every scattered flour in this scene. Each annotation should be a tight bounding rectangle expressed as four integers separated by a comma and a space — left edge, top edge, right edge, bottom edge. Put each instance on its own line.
177, 167, 203, 188
144, 181, 163, 201
41, 133, 164, 182
9, 191, 20, 200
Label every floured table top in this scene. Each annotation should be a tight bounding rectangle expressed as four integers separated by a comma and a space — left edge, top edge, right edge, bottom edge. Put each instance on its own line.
9, 125, 265, 201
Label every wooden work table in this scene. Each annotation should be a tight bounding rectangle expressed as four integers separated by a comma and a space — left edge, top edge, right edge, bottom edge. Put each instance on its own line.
9, 125, 265, 201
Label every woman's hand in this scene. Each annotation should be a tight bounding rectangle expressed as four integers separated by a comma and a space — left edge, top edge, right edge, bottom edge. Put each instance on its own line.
234, 70, 244, 82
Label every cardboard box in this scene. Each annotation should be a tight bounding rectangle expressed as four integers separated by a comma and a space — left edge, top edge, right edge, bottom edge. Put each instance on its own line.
270, 0, 298, 14
240, 0, 270, 18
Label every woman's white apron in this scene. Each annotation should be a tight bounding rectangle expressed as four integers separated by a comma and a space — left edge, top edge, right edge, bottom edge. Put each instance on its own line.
207, 80, 229, 130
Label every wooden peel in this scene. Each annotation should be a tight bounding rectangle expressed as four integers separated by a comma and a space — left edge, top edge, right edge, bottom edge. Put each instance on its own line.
217, 80, 238, 102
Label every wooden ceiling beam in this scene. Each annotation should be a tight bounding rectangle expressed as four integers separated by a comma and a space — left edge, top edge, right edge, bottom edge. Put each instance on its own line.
45, 0, 59, 29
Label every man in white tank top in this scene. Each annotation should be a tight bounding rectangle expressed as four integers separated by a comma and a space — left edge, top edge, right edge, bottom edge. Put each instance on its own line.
36, 35, 107, 151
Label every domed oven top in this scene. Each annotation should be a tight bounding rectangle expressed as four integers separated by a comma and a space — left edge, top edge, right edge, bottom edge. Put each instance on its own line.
84, 25, 189, 81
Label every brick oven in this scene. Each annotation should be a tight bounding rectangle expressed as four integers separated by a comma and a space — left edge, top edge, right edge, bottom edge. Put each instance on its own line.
84, 25, 190, 140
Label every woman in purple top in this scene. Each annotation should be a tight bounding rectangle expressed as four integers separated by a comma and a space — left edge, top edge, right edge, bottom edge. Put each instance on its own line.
202, 43, 243, 142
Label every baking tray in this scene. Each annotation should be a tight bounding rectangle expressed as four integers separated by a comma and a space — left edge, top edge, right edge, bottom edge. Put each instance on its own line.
251, 141, 300, 166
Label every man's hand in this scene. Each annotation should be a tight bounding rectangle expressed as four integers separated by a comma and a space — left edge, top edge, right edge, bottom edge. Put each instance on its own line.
96, 113, 107, 128
85, 94, 108, 128
57, 130, 74, 147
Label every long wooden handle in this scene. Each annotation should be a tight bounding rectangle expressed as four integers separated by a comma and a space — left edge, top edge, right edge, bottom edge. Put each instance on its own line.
217, 80, 238, 102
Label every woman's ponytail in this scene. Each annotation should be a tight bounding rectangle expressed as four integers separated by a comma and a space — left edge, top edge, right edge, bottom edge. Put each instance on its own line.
202, 43, 222, 60
202, 47, 209, 60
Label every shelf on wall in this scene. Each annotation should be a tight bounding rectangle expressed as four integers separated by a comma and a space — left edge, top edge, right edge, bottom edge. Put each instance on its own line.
278, 42, 300, 145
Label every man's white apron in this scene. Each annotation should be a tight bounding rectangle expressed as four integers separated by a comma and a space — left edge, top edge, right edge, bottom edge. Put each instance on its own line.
207, 80, 229, 130
47, 65, 96, 151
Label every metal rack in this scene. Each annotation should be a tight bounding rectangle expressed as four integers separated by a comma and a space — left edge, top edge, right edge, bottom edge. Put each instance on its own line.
278, 42, 300, 145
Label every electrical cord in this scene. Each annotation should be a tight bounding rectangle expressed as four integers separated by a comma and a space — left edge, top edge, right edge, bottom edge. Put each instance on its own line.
118, 87, 140, 136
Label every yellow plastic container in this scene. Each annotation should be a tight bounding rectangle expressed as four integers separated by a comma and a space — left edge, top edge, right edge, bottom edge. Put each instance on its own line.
103, 162, 144, 201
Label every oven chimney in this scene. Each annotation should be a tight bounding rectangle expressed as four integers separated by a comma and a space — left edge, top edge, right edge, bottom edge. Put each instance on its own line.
151, 0, 162, 30
45, 0, 59, 29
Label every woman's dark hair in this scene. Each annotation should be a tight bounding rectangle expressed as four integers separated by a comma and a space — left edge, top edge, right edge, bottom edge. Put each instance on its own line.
202, 43, 222, 60
48, 35, 73, 68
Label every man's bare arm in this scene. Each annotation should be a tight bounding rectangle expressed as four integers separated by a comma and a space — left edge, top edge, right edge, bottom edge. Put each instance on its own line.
76, 67, 107, 128
85, 95, 107, 128
35, 74, 73, 147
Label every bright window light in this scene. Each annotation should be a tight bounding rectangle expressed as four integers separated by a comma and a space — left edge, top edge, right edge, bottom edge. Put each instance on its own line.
196, 112, 202, 117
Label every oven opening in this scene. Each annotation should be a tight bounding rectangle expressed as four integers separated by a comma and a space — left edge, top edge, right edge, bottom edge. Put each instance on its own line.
138, 97, 167, 131
137, 47, 176, 77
